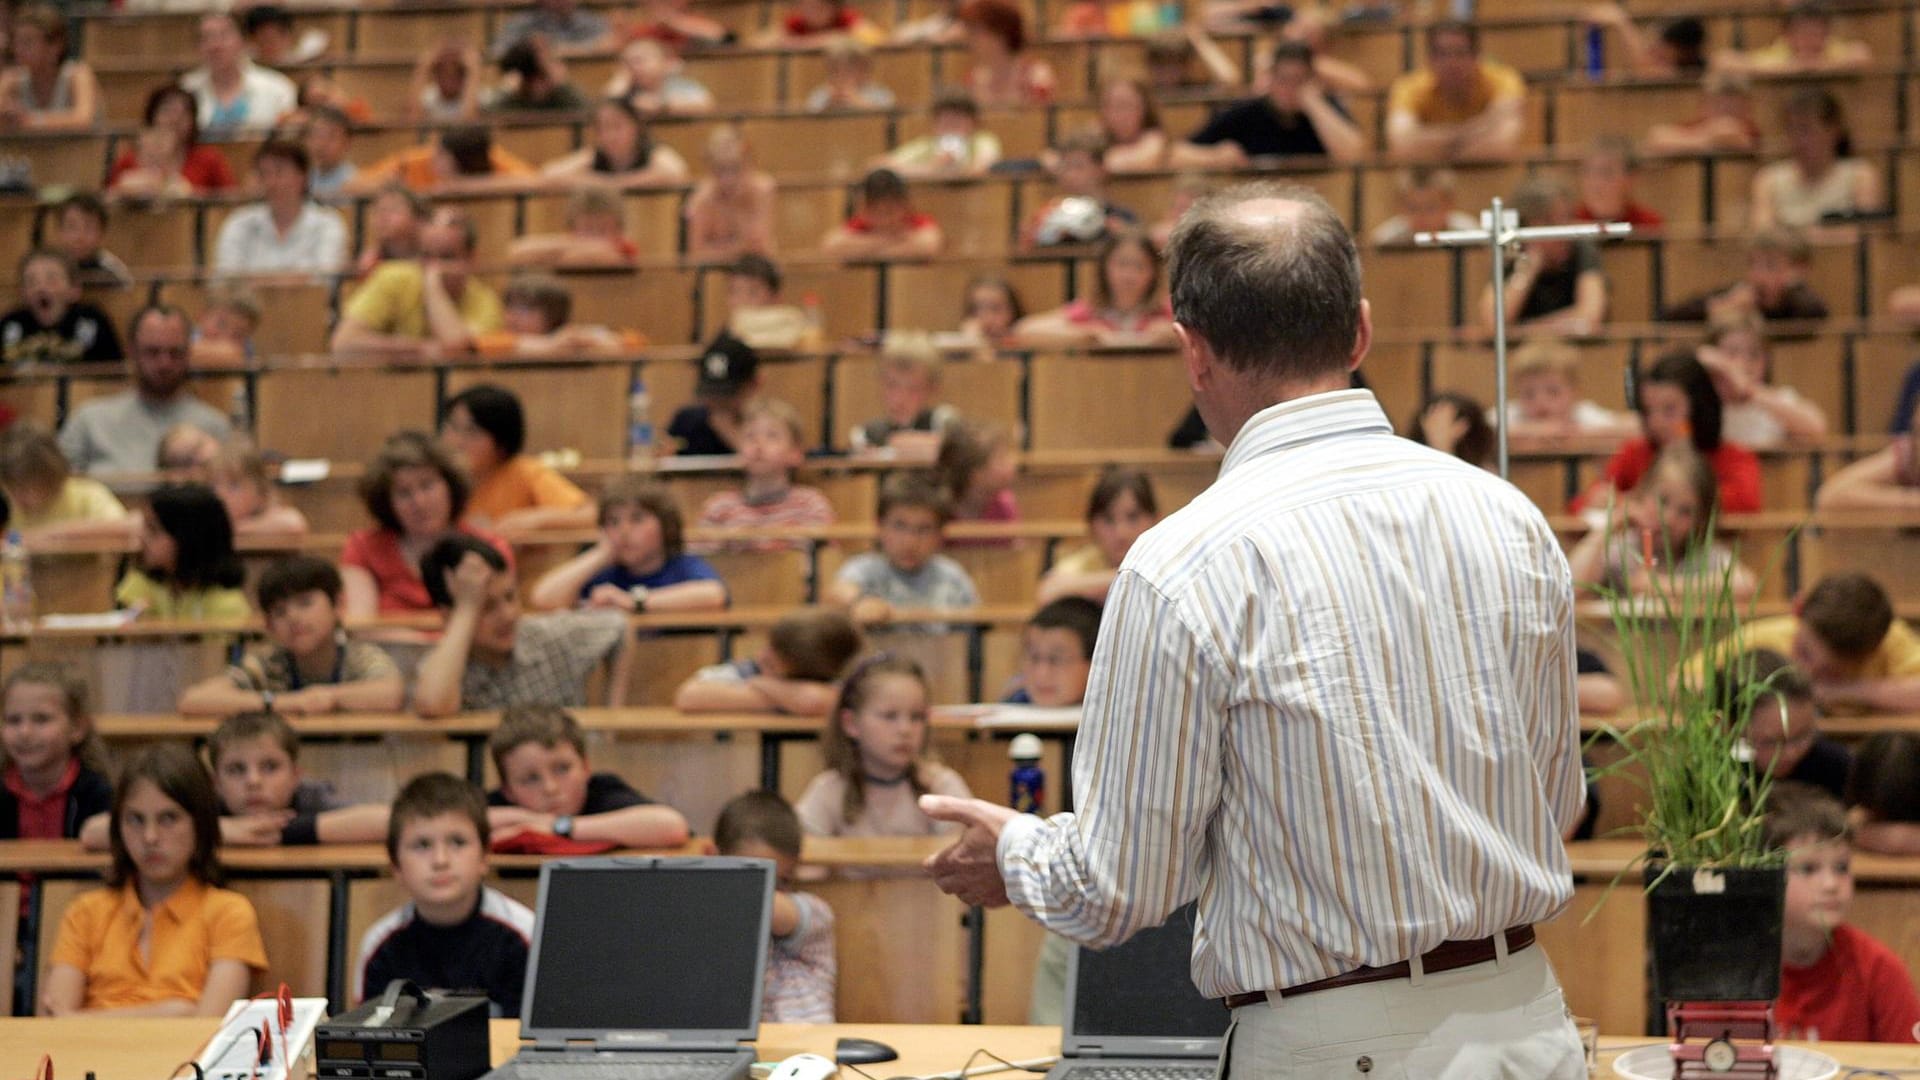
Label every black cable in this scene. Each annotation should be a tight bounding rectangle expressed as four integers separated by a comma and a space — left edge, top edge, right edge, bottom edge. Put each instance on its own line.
956, 1048, 1050, 1077
162, 1062, 205, 1080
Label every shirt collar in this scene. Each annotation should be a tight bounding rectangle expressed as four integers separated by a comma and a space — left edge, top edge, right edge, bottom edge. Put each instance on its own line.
117, 876, 208, 925
1218, 389, 1392, 477
3, 756, 80, 803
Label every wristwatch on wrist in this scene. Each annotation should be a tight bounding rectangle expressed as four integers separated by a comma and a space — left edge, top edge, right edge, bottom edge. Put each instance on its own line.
628, 585, 651, 612
260, 689, 275, 711
552, 814, 575, 838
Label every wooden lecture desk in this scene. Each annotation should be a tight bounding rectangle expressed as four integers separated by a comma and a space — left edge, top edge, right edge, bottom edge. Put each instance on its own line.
5, 1018, 1920, 1079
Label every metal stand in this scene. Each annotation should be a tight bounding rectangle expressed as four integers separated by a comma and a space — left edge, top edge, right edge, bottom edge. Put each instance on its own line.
1415, 202, 1633, 479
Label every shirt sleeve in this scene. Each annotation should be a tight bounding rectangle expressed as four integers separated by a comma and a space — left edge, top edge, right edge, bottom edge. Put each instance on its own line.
206, 890, 270, 970
998, 569, 1225, 947
49, 891, 104, 972
343, 266, 403, 332
1487, 62, 1526, 102
584, 772, 649, 812
1716, 445, 1764, 513
1522, 531, 1586, 836
213, 213, 245, 273
526, 462, 589, 509
1868, 939, 1920, 1043
793, 772, 842, 836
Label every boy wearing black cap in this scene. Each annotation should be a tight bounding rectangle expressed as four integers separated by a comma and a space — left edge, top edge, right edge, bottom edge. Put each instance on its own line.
668, 333, 761, 455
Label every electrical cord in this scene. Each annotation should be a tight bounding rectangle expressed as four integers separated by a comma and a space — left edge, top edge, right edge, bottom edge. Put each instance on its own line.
162, 1061, 205, 1080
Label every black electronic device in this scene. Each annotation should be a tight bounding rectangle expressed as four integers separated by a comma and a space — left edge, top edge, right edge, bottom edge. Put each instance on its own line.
316, 983, 490, 1080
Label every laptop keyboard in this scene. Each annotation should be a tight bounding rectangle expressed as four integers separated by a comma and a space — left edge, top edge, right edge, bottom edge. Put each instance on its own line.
493, 1056, 739, 1080
1057, 1067, 1216, 1080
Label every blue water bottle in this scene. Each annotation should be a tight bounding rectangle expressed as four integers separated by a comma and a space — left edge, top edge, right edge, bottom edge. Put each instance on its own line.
1009, 733, 1045, 814
1585, 25, 1606, 80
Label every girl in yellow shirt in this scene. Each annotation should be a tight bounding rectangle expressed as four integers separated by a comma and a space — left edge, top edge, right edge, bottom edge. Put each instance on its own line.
41, 742, 267, 1015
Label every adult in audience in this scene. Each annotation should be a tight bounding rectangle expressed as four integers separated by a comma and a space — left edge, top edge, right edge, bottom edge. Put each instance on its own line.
1574, 136, 1663, 228
331, 208, 502, 357
1816, 395, 1917, 512
58, 305, 230, 476
1662, 226, 1829, 323
483, 39, 588, 113
541, 98, 689, 184
605, 38, 714, 117
354, 185, 429, 276
1170, 41, 1365, 167
922, 182, 1588, 1076
352, 126, 536, 194
408, 40, 481, 123
685, 125, 777, 258
181, 12, 296, 134
1717, 0, 1870, 75
1369, 166, 1476, 244
491, 0, 611, 57
439, 383, 594, 532
341, 431, 513, 619
1645, 70, 1759, 156
106, 85, 236, 194
1013, 228, 1175, 347
1751, 87, 1882, 230
243, 5, 326, 66
1087, 77, 1166, 173
0, 4, 100, 131
1276, 7, 1375, 94
1475, 178, 1607, 337
1385, 20, 1525, 162
624, 0, 733, 52
821, 168, 945, 259
212, 140, 348, 277
301, 104, 356, 199
959, 0, 1054, 106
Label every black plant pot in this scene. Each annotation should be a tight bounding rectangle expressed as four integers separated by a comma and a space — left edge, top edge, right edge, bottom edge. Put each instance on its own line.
1647, 864, 1786, 1002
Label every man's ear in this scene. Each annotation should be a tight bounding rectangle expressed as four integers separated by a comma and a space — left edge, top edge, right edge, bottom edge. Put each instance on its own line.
1173, 322, 1212, 395
1348, 298, 1373, 374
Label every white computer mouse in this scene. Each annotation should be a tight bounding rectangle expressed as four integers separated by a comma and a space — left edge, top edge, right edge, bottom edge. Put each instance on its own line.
767, 1053, 839, 1080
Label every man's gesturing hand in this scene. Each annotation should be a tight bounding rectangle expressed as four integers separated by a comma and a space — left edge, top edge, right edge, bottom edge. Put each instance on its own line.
919, 795, 1019, 908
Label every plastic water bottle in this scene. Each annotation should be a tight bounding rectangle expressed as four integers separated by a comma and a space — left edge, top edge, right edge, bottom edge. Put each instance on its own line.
1585, 25, 1606, 80
1009, 733, 1045, 814
2, 530, 34, 630
626, 369, 654, 469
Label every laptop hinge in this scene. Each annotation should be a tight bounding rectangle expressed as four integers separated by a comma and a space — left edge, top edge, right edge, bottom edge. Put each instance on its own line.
596, 1040, 740, 1053
1077, 1047, 1103, 1058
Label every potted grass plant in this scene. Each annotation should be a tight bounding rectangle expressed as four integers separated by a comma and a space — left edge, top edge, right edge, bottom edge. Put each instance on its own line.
1585, 522, 1788, 1004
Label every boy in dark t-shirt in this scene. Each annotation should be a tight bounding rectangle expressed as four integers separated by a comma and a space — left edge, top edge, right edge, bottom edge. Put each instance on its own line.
0, 250, 124, 367
356, 773, 535, 1016
484, 705, 689, 850
1173, 41, 1363, 166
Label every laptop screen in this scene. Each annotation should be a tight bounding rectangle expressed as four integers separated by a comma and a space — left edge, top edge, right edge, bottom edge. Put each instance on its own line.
1070, 905, 1229, 1043
523, 860, 771, 1040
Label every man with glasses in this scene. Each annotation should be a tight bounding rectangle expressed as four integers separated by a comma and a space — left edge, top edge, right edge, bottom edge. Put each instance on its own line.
1386, 20, 1526, 161
58, 304, 231, 475
331, 207, 503, 359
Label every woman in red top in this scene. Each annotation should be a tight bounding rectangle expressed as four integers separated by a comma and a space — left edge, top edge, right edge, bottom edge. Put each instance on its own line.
1576, 347, 1763, 515
104, 85, 236, 193
340, 431, 514, 621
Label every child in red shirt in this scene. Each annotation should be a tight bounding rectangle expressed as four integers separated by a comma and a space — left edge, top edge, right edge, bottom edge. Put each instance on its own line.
1575, 347, 1762, 514
1769, 782, 1920, 1043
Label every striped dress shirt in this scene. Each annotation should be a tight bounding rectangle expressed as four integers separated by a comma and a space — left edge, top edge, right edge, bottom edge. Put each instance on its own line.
997, 389, 1583, 998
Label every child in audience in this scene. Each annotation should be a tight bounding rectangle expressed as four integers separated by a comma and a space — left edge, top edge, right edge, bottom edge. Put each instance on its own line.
354, 185, 430, 276
408, 40, 482, 122
1004, 597, 1099, 706
1475, 178, 1608, 337
881, 92, 1001, 178
41, 742, 266, 1016
107, 123, 195, 201
1567, 445, 1757, 602
1767, 783, 1920, 1043
676, 608, 861, 715
1646, 70, 1760, 156
668, 334, 761, 455
855, 336, 958, 455
0, 423, 130, 541
106, 86, 236, 195
1409, 391, 1495, 470
795, 654, 972, 836
487, 704, 690, 848
1714, 649, 1850, 799
156, 424, 221, 479
720, 255, 811, 350
1718, 0, 1871, 75
302, 104, 357, 199
1, 249, 124, 367
1573, 136, 1664, 229
1750, 87, 1882, 231
50, 194, 132, 288
1038, 467, 1157, 603
1663, 227, 1829, 323
1369, 167, 1476, 245
805, 37, 895, 112
506, 189, 638, 269
475, 274, 645, 359
207, 438, 307, 538
355, 772, 535, 1016
1021, 131, 1138, 250
1697, 316, 1830, 447
765, 0, 878, 45
1, 662, 110, 840
936, 419, 1019, 534
1817, 394, 1919, 512
1681, 573, 1920, 714
413, 536, 634, 716
116, 483, 251, 620
483, 39, 589, 113
606, 39, 715, 117
695, 398, 835, 551
189, 281, 261, 367
1845, 732, 1920, 856
821, 168, 945, 260
0, 4, 101, 132
1498, 338, 1637, 440
529, 476, 729, 612
713, 791, 836, 1021
540, 98, 690, 185
440, 383, 595, 532
179, 555, 404, 716
1577, 348, 1763, 514
1014, 229, 1176, 346
958, 276, 1024, 347
826, 472, 978, 625
203, 711, 389, 846
686, 126, 778, 259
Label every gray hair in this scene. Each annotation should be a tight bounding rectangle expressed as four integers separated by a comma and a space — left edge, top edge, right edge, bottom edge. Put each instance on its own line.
1166, 181, 1362, 382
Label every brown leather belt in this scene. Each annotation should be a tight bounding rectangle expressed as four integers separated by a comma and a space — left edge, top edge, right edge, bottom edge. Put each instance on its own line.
1221, 925, 1536, 1009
